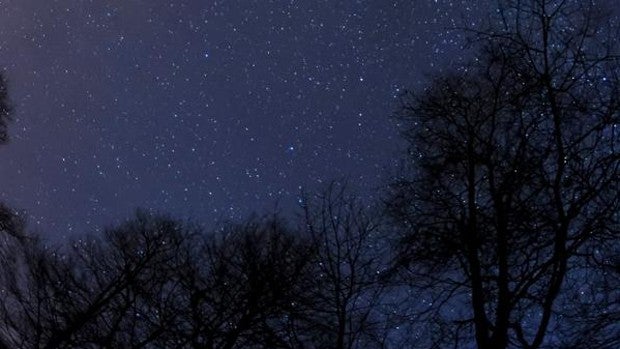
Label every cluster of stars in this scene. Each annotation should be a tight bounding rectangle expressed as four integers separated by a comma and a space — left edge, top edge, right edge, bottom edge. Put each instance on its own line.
0, 0, 483, 237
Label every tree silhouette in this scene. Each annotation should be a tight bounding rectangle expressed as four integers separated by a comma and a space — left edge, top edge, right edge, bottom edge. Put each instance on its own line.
0, 212, 320, 349
166, 215, 313, 349
0, 212, 192, 348
388, 0, 620, 348
0, 198, 401, 348
555, 241, 620, 348
0, 73, 11, 145
297, 182, 393, 349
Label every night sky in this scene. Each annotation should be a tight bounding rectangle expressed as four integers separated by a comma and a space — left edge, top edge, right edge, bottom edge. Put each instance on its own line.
0, 0, 482, 239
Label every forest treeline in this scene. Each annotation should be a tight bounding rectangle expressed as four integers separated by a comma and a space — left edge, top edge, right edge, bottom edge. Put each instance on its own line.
0, 0, 618, 348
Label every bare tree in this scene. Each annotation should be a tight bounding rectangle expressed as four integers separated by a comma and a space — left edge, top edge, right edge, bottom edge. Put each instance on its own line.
554, 242, 620, 349
0, 73, 12, 144
0, 211, 193, 348
297, 182, 394, 349
166, 215, 313, 349
388, 1, 620, 348
1, 208, 388, 349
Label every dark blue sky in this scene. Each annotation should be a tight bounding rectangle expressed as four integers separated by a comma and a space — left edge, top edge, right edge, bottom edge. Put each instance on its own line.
0, 0, 481, 238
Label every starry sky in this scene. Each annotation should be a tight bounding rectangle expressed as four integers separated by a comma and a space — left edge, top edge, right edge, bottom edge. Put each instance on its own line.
0, 0, 482, 238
